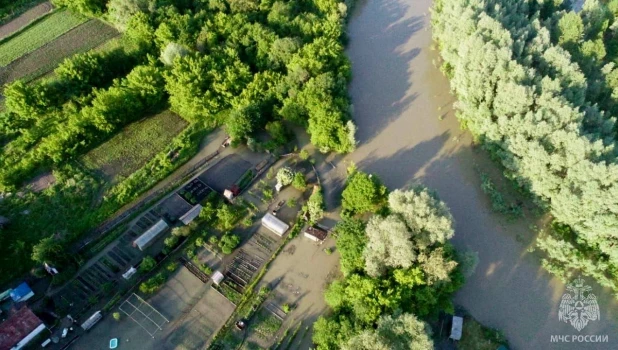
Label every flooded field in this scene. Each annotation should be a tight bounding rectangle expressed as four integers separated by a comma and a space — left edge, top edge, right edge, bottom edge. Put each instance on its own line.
328, 0, 618, 348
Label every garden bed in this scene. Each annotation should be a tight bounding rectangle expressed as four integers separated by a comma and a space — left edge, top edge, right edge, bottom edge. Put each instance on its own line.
0, 19, 119, 85
0, 8, 86, 66
82, 111, 188, 181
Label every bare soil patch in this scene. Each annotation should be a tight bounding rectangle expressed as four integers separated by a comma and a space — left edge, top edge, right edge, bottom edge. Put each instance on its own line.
0, 1, 52, 40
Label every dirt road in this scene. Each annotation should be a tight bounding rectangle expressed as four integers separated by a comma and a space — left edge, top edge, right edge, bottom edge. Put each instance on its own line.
316, 0, 618, 348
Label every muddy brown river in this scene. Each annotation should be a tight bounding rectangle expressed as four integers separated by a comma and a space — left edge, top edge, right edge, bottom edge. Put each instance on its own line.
318, 0, 618, 348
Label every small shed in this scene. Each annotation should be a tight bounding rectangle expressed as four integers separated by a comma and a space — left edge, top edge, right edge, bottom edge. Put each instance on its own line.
0, 306, 45, 350
179, 204, 202, 225
133, 219, 169, 251
10, 283, 34, 303
261, 213, 289, 236
304, 226, 328, 244
212, 271, 224, 285
450, 315, 463, 341
224, 185, 241, 200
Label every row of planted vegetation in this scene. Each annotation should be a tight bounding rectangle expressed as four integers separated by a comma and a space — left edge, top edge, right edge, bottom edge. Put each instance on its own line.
432, 0, 618, 293
311, 167, 464, 349
0, 0, 356, 285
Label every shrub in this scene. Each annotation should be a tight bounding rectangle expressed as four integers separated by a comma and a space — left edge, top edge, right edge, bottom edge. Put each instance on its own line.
139, 272, 166, 294
139, 256, 156, 272
292, 172, 306, 191
164, 235, 179, 248
166, 261, 179, 272
299, 149, 309, 160
209, 235, 219, 245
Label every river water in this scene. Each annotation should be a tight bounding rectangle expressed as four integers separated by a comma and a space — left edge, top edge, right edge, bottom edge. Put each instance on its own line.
323, 0, 618, 348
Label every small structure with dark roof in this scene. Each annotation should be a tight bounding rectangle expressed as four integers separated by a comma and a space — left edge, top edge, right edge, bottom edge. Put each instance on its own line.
304, 226, 328, 244
0, 306, 46, 350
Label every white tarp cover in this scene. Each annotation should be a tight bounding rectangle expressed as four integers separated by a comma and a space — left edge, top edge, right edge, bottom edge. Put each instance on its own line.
81, 311, 102, 331
122, 267, 137, 280
134, 219, 168, 251
212, 271, 224, 285
261, 213, 289, 236
179, 204, 202, 225
450, 316, 463, 340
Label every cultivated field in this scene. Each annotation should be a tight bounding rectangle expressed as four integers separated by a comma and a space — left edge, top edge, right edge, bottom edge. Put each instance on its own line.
82, 111, 189, 181
0, 8, 86, 66
0, 19, 119, 84
0, 1, 52, 40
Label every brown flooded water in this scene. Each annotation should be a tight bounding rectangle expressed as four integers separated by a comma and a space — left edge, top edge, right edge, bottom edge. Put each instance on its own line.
317, 0, 618, 348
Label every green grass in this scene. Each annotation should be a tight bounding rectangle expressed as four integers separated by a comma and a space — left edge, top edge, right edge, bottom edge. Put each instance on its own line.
0, 9, 87, 66
251, 312, 283, 339
458, 317, 508, 350
82, 111, 188, 181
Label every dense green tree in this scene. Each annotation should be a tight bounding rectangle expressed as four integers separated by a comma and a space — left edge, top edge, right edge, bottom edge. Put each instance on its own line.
432, 0, 618, 293
219, 233, 240, 254
31, 236, 67, 266
343, 313, 433, 350
307, 186, 325, 223
341, 170, 387, 217
292, 171, 307, 190
333, 219, 366, 275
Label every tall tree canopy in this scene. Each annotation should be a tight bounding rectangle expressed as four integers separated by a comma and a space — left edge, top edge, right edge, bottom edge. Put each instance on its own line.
432, 0, 618, 293
314, 184, 462, 349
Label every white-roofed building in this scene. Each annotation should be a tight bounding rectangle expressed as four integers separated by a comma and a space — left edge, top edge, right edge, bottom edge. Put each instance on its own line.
133, 219, 169, 251
261, 213, 289, 236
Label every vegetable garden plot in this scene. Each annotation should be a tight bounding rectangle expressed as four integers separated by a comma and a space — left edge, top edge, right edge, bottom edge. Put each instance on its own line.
0, 9, 87, 66
81, 111, 187, 181
0, 1, 53, 41
0, 19, 119, 85
177, 178, 211, 205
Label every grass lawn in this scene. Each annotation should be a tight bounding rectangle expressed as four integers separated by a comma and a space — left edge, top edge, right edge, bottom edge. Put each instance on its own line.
0, 19, 119, 84
82, 111, 189, 181
0, 8, 87, 66
458, 317, 508, 350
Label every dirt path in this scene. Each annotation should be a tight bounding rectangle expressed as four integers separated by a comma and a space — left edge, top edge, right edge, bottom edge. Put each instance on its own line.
314, 0, 618, 348
0, 2, 52, 40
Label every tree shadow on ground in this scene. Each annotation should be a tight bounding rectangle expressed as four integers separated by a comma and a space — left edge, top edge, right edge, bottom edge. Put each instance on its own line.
347, 0, 426, 146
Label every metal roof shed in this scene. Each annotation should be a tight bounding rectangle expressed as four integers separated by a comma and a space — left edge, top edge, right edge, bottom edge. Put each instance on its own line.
261, 213, 289, 236
0, 307, 44, 350
450, 315, 463, 340
179, 204, 202, 225
133, 219, 169, 251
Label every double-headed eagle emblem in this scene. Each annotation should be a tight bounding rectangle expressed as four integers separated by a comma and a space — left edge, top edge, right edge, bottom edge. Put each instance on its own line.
558, 277, 600, 331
